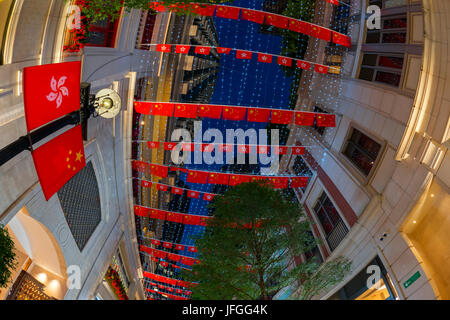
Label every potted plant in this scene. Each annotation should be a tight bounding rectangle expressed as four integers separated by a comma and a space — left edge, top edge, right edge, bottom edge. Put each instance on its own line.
0, 225, 17, 288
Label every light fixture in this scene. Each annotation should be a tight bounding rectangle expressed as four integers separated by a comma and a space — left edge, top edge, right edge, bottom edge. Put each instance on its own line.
412, 220, 417, 224
94, 88, 122, 119
431, 194, 435, 198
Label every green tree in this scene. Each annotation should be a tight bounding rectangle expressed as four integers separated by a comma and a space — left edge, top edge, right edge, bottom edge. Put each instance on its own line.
183, 182, 351, 300
0, 225, 17, 288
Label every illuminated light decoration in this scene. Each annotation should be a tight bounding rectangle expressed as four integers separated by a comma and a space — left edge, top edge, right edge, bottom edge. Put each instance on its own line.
175, 45, 191, 54
150, 102, 174, 117
215, 5, 240, 20
257, 53, 273, 64
288, 19, 311, 35
241, 8, 265, 24
264, 13, 289, 29
316, 114, 336, 127
195, 46, 211, 55
270, 109, 294, 124
277, 56, 293, 67
156, 44, 171, 53
236, 50, 252, 60
216, 47, 232, 54
314, 64, 329, 74
174, 103, 198, 118
310, 25, 332, 42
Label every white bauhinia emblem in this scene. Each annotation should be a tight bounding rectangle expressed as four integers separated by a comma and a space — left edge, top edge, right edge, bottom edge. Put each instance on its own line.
282, 59, 287, 64
180, 47, 186, 52
161, 45, 167, 51
46, 76, 68, 109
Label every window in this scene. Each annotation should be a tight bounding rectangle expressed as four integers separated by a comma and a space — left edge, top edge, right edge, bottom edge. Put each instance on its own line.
343, 128, 382, 176
303, 231, 323, 264
313, 192, 349, 251
365, 16, 407, 44
359, 53, 404, 86
292, 156, 313, 193
85, 17, 120, 47
369, 0, 407, 9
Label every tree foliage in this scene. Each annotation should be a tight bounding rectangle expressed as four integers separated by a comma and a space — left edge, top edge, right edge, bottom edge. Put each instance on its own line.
0, 225, 17, 288
182, 182, 351, 300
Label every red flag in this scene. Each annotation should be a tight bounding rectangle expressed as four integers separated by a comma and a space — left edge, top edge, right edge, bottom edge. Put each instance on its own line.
183, 214, 201, 225
295, 112, 316, 126
291, 146, 306, 155
277, 57, 292, 67
236, 50, 252, 60
195, 46, 211, 55
150, 164, 168, 178
333, 32, 351, 48
181, 257, 195, 266
203, 193, 216, 201
175, 45, 191, 54
190, 3, 216, 16
132, 160, 148, 173
153, 249, 167, 259
258, 145, 269, 154
241, 9, 265, 24
315, 64, 329, 74
237, 145, 251, 154
208, 172, 230, 185
156, 183, 168, 192
150, 209, 166, 220
216, 47, 231, 54
134, 101, 152, 114
151, 102, 174, 116
174, 103, 198, 118
163, 242, 173, 249
175, 244, 185, 251
171, 187, 183, 195
188, 246, 198, 253
316, 114, 336, 127
147, 141, 160, 149
151, 239, 161, 246
310, 25, 331, 41
228, 174, 251, 186
271, 110, 294, 124
167, 253, 181, 262
187, 170, 209, 184
141, 180, 153, 188
164, 142, 176, 151
288, 19, 311, 35
257, 53, 273, 64
31, 125, 86, 200
201, 143, 215, 152
215, 5, 240, 20
326, 0, 339, 5
219, 144, 233, 153
290, 177, 309, 188
297, 60, 311, 70
140, 245, 154, 255
187, 190, 200, 199
247, 108, 271, 122
198, 105, 222, 119
134, 205, 150, 217
156, 44, 171, 52
222, 106, 246, 121
268, 177, 289, 189
265, 14, 288, 29
273, 146, 288, 155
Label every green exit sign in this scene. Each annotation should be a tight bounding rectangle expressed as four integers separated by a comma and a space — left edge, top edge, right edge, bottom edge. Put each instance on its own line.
403, 271, 421, 289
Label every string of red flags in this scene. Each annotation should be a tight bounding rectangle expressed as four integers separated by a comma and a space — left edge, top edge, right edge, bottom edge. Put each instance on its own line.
146, 238, 198, 253
134, 101, 336, 127
148, 2, 351, 47
146, 44, 341, 74
134, 205, 213, 226
136, 140, 307, 155
140, 245, 200, 266
145, 288, 190, 300
146, 254, 192, 272
131, 161, 310, 189
143, 271, 198, 288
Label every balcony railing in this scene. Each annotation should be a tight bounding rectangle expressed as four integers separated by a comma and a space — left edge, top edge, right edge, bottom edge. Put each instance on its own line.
326, 220, 349, 251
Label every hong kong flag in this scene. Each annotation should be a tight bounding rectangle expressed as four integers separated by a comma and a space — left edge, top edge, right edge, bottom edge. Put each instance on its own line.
216, 47, 231, 54
258, 145, 269, 154
316, 114, 336, 127
241, 9, 265, 24
188, 246, 198, 253
290, 177, 309, 188
295, 112, 316, 126
208, 172, 230, 185
271, 110, 294, 124
326, 0, 339, 5
237, 145, 251, 154
297, 60, 311, 70
201, 143, 215, 152
203, 193, 215, 201
175, 45, 191, 54
189, 3, 216, 16
215, 5, 240, 20
163, 242, 173, 249
258, 53, 272, 64
151, 102, 174, 117
147, 141, 160, 149
315, 64, 329, 74
187, 190, 200, 199
288, 19, 311, 35
222, 106, 246, 121
187, 170, 209, 184
183, 214, 201, 226
229, 174, 251, 186
141, 180, 153, 188
247, 108, 271, 122
31, 125, 86, 200
292, 146, 306, 155
195, 46, 211, 55
333, 32, 351, 48
150, 164, 168, 178
265, 14, 289, 29
174, 103, 198, 118
132, 160, 148, 173
310, 25, 331, 41
164, 142, 176, 151
198, 105, 222, 119
277, 57, 292, 67
151, 239, 161, 246
236, 50, 252, 60
156, 44, 171, 53
150, 209, 167, 220
175, 244, 185, 251
219, 144, 233, 153
156, 183, 168, 192
181, 142, 194, 151
134, 101, 152, 114
273, 146, 288, 155
171, 187, 183, 195
23, 61, 81, 132
134, 205, 150, 217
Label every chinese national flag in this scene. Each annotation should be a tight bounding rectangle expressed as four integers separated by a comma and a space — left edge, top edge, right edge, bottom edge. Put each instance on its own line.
241, 9, 265, 24
31, 125, 86, 200
23, 61, 81, 132
271, 110, 294, 124
174, 103, 198, 118
208, 172, 230, 185
132, 160, 148, 173
247, 108, 271, 122
316, 114, 336, 127
171, 187, 183, 195
229, 174, 251, 186
147, 141, 160, 149
134, 101, 152, 114
290, 177, 309, 188
167, 253, 181, 262
156, 183, 169, 192
134, 205, 150, 217
199, 216, 211, 227
187, 190, 200, 199
195, 46, 211, 55
297, 60, 311, 70
183, 214, 201, 225
315, 64, 329, 74
175, 45, 191, 54
295, 112, 316, 126
190, 4, 216, 16
326, 0, 339, 5
187, 170, 209, 184
288, 19, 311, 35
175, 244, 185, 251
150, 164, 169, 178
215, 5, 240, 20
198, 105, 222, 119
257, 53, 272, 64
310, 25, 331, 41
265, 14, 289, 29
222, 106, 246, 121
141, 180, 152, 188
216, 47, 231, 54
151, 103, 174, 117
156, 44, 171, 52
268, 177, 289, 189
181, 257, 195, 266
292, 146, 306, 155
150, 209, 167, 220
164, 142, 176, 151
166, 212, 184, 223
277, 57, 292, 67
273, 146, 288, 155
236, 50, 252, 60
333, 32, 351, 48
203, 193, 215, 201
153, 250, 167, 259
